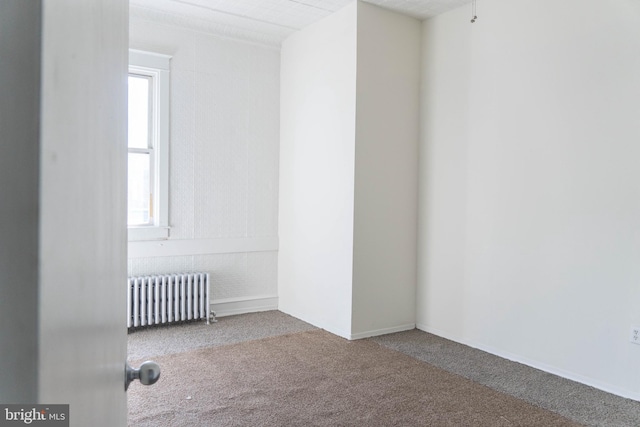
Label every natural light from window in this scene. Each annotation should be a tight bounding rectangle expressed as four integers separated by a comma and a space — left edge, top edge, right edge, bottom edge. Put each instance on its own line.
128, 74, 152, 226
127, 49, 170, 241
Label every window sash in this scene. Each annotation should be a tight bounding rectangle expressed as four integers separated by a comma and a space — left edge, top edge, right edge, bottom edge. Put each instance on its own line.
127, 50, 171, 239
128, 71, 155, 227
127, 151, 153, 226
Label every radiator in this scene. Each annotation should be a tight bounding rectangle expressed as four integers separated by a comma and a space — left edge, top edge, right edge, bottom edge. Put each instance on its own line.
127, 272, 211, 328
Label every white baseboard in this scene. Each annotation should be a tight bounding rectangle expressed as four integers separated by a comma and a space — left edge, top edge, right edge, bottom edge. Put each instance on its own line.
416, 323, 640, 402
349, 323, 416, 340
277, 307, 415, 341
277, 307, 352, 340
211, 295, 278, 318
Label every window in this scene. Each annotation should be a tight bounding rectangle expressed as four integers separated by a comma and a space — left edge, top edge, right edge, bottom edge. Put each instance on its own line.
128, 50, 170, 241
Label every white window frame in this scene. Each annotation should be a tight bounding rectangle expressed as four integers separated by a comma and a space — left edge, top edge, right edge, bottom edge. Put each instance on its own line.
128, 49, 171, 241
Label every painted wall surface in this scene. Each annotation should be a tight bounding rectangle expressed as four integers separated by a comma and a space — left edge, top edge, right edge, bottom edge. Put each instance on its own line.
351, 3, 420, 338
278, 2, 358, 338
417, 0, 640, 399
37, 0, 129, 423
128, 15, 281, 316
0, 0, 41, 403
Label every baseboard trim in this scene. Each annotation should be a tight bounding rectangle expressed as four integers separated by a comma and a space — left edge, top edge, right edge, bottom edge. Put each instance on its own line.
211, 295, 278, 318
277, 307, 415, 341
349, 323, 416, 340
416, 323, 640, 402
277, 307, 352, 340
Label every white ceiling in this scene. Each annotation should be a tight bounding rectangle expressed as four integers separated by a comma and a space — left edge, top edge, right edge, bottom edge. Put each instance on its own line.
130, 0, 473, 46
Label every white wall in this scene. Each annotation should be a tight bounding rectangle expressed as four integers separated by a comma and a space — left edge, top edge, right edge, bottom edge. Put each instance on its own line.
417, 0, 640, 399
128, 14, 281, 316
278, 2, 358, 338
279, 1, 420, 339
352, 3, 420, 338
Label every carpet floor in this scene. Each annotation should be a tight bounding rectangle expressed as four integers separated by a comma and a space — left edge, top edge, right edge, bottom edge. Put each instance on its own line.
128, 329, 580, 426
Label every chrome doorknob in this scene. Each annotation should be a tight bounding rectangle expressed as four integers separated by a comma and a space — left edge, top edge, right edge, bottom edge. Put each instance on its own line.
125, 361, 161, 391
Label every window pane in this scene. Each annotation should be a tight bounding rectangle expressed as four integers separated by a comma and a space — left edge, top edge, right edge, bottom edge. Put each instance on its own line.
128, 152, 151, 225
128, 75, 150, 149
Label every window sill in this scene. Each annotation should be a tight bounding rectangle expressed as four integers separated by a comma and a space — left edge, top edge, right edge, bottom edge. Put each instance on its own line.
128, 226, 170, 242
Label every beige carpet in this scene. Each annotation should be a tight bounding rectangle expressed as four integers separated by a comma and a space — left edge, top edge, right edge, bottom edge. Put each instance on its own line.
128, 330, 581, 426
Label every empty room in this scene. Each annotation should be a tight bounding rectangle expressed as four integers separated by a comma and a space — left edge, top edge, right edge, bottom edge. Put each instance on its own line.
2, 0, 640, 425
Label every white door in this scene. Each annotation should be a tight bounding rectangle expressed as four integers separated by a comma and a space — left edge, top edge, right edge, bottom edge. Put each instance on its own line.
11, 0, 128, 425
0, 2, 161, 425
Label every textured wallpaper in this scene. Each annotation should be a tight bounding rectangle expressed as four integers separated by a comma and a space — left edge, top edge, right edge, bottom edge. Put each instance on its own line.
129, 15, 280, 302
128, 252, 278, 301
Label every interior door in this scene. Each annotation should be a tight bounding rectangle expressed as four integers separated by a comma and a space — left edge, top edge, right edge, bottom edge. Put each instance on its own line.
37, 1, 129, 425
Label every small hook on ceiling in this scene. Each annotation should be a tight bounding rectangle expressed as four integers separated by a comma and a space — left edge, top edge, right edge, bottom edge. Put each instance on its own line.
470, 0, 478, 23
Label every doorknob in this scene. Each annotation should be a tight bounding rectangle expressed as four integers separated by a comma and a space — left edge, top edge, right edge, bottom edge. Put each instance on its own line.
125, 361, 161, 391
